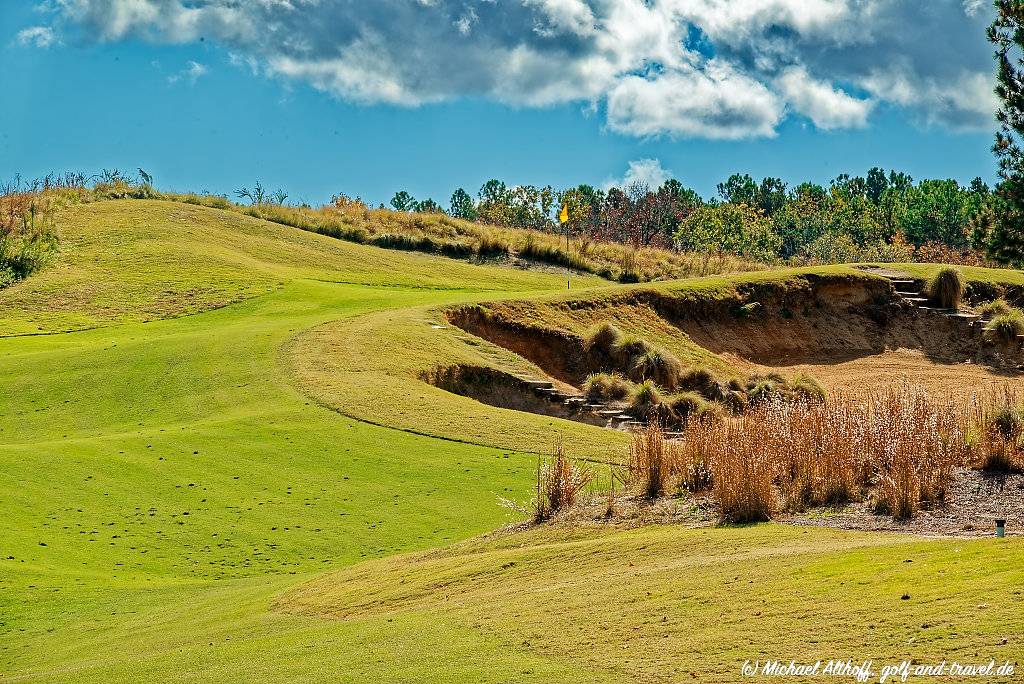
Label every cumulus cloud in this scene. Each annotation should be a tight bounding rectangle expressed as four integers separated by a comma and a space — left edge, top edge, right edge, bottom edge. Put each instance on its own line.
38, 0, 999, 136
16, 26, 57, 48
608, 62, 784, 139
775, 66, 872, 130
605, 158, 673, 191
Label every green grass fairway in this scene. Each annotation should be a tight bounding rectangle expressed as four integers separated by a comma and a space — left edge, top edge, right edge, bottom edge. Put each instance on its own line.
284, 524, 1024, 683
2, 200, 1023, 682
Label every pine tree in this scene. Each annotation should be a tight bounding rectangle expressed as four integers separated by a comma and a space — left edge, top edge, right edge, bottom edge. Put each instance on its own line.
988, 1, 1024, 264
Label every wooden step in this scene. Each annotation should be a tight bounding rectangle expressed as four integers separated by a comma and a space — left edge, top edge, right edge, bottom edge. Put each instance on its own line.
944, 312, 980, 320
887, 279, 916, 285
895, 291, 921, 297
903, 297, 929, 303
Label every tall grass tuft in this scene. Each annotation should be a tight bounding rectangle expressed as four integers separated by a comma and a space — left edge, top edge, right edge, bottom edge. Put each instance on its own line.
790, 373, 826, 402
533, 442, 593, 522
630, 347, 682, 388
611, 333, 651, 367
978, 298, 1014, 318
984, 310, 1024, 345
974, 388, 1024, 472
584, 322, 623, 361
582, 372, 633, 402
627, 423, 672, 499
926, 267, 964, 309
678, 366, 723, 401
619, 384, 989, 522
628, 380, 665, 421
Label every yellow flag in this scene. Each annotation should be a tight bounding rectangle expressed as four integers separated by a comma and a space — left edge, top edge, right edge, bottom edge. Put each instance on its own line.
559, 204, 569, 224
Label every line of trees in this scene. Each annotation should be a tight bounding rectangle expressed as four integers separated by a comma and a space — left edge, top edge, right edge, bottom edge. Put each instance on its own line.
388, 170, 997, 265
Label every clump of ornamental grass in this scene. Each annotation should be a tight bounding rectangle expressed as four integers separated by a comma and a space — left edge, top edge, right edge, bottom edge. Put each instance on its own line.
619, 384, 978, 522
583, 322, 623, 363
582, 372, 633, 402
533, 441, 593, 523
978, 298, 1014, 318
926, 266, 964, 309
790, 373, 826, 402
612, 333, 651, 367
747, 378, 781, 406
974, 390, 1024, 472
627, 422, 672, 499
630, 347, 682, 388
628, 380, 665, 421
984, 310, 1024, 345
666, 391, 714, 421
678, 366, 721, 400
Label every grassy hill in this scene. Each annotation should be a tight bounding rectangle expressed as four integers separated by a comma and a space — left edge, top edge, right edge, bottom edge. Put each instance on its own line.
2, 199, 1022, 682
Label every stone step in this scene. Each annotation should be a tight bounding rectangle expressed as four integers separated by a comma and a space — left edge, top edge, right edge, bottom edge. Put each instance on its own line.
583, 403, 604, 410
538, 390, 568, 401
895, 291, 922, 297
919, 306, 956, 313
944, 312, 980, 320
597, 409, 623, 417
887, 279, 916, 285
903, 297, 929, 304
564, 397, 586, 405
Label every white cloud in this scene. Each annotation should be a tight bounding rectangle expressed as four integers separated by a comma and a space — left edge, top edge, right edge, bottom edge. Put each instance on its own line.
523, 0, 596, 37
168, 60, 208, 85
605, 159, 673, 191
776, 66, 873, 130
860, 65, 998, 130
40, 0, 999, 136
16, 26, 57, 48
962, 0, 986, 17
607, 63, 785, 139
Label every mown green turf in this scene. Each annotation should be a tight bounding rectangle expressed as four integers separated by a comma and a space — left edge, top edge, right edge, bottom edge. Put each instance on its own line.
282, 524, 1024, 683
1, 201, 609, 681
2, 201, 1023, 682
0, 200, 606, 335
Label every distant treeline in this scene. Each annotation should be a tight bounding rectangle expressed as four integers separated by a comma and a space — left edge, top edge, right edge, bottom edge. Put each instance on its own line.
388, 170, 999, 266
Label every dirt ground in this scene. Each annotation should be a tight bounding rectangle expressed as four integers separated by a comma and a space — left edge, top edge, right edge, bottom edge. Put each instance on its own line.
544, 469, 1024, 539
785, 468, 1024, 538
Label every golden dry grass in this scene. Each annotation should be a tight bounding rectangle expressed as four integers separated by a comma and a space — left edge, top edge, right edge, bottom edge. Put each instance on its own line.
621, 385, 1024, 521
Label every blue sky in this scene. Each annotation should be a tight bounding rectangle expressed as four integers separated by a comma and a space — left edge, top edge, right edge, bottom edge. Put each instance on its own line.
1, 1, 1000, 207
